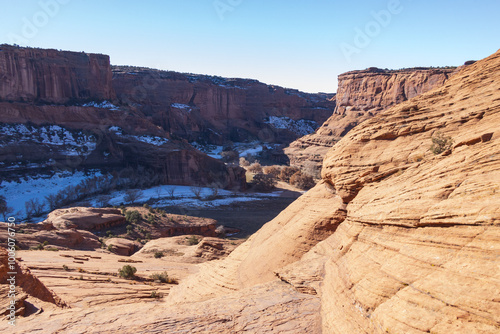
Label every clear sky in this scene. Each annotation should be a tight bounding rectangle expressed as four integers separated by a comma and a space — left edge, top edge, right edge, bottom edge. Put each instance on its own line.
0, 0, 498, 93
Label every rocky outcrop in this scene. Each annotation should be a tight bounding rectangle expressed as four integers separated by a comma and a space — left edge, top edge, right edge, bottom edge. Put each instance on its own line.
0, 247, 66, 316
0, 46, 245, 190
165, 50, 500, 333
0, 44, 114, 104
285, 67, 457, 172
46, 207, 125, 230
0, 222, 101, 250
105, 238, 142, 256
112, 66, 335, 145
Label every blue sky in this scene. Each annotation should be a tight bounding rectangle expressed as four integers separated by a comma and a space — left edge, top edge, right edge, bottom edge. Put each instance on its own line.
0, 0, 498, 92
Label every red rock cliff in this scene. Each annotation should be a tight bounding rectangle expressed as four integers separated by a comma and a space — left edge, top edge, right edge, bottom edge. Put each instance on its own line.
285, 67, 457, 172
112, 67, 335, 144
0, 44, 115, 104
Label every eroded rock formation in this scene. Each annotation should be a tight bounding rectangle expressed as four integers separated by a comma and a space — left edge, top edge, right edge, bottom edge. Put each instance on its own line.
165, 50, 500, 333
0, 247, 66, 318
112, 66, 335, 145
285, 67, 457, 172
0, 45, 245, 189
0, 44, 114, 104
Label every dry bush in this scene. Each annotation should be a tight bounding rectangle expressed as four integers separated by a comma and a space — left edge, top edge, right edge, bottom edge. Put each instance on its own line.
279, 166, 300, 182
190, 186, 203, 199
263, 165, 281, 178
239, 157, 250, 167
124, 189, 143, 204
220, 150, 239, 163
303, 161, 321, 179
25, 198, 45, 219
290, 171, 316, 190
430, 131, 453, 155
247, 162, 263, 174
252, 173, 277, 192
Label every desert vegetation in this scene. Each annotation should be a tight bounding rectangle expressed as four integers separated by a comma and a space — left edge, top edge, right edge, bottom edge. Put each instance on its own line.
430, 131, 454, 154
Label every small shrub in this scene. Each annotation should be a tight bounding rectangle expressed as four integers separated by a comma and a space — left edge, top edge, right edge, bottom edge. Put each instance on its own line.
25, 198, 45, 219
97, 195, 112, 207
239, 157, 250, 167
252, 173, 276, 192
263, 166, 281, 178
303, 161, 321, 179
289, 171, 316, 190
42, 240, 49, 246
62, 264, 69, 271
125, 210, 142, 223
167, 187, 176, 199
247, 162, 263, 174
124, 189, 143, 204
118, 265, 137, 279
154, 251, 164, 259
150, 272, 177, 284
430, 132, 453, 155
107, 244, 114, 252
279, 166, 300, 182
150, 271, 169, 283
204, 184, 221, 201
190, 186, 203, 199
187, 235, 199, 245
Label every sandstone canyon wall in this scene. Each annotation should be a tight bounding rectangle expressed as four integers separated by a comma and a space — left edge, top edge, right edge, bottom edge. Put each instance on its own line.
112, 66, 335, 145
164, 50, 500, 333
285, 67, 457, 172
0, 44, 114, 104
0, 45, 244, 189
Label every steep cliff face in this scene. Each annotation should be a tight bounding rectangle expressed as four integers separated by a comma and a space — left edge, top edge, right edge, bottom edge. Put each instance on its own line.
0, 46, 245, 190
112, 66, 335, 145
285, 67, 457, 171
0, 44, 114, 104
163, 50, 500, 333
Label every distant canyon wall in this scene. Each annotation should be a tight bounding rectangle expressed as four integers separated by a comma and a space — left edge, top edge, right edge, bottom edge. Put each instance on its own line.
0, 45, 244, 189
285, 67, 458, 171
0, 44, 114, 104
111, 66, 335, 145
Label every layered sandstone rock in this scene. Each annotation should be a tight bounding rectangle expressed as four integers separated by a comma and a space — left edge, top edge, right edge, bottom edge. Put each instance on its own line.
0, 247, 66, 318
46, 207, 125, 230
2, 48, 499, 333
112, 66, 335, 144
0, 44, 114, 104
286, 67, 457, 172
166, 50, 500, 333
0, 221, 101, 250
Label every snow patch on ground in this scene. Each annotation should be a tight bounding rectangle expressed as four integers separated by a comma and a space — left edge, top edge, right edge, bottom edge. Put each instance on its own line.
0, 124, 97, 156
82, 101, 120, 110
171, 103, 192, 112
1, 173, 283, 222
0, 170, 103, 221
88, 184, 282, 209
265, 116, 318, 136
191, 141, 279, 160
109, 127, 169, 146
